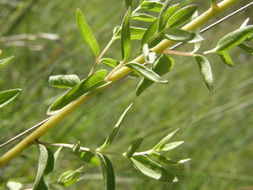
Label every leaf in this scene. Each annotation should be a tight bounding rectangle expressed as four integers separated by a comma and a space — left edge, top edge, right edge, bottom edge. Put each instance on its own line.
140, 1, 163, 12
218, 51, 234, 66
72, 142, 100, 166
142, 19, 159, 46
158, 3, 179, 31
0, 56, 14, 68
136, 54, 174, 96
125, 0, 132, 9
194, 55, 214, 91
143, 44, 157, 64
160, 141, 184, 151
125, 138, 144, 158
151, 153, 178, 165
167, 5, 198, 28
211, 25, 253, 52
0, 89, 22, 108
49, 74, 80, 88
164, 29, 196, 42
114, 26, 147, 40
98, 103, 133, 150
238, 43, 253, 55
58, 167, 83, 187
131, 155, 176, 182
131, 13, 156, 22
97, 153, 115, 190
76, 9, 100, 58
121, 8, 132, 62
7, 181, 23, 190
100, 58, 119, 68
33, 145, 55, 190
126, 62, 168, 84
240, 18, 250, 28
152, 128, 179, 151
48, 69, 107, 115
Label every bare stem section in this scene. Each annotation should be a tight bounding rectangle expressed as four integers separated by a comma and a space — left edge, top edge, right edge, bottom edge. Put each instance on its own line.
0, 0, 240, 167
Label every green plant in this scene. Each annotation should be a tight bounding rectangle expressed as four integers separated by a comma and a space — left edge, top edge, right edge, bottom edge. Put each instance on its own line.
1, 0, 253, 189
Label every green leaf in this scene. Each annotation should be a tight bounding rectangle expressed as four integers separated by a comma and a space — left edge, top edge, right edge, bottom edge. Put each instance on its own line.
194, 55, 214, 91
165, 29, 196, 42
98, 103, 133, 150
48, 69, 107, 115
49, 74, 80, 88
125, 0, 132, 9
131, 155, 176, 182
158, 3, 179, 31
58, 167, 83, 187
7, 181, 23, 190
0, 56, 14, 68
114, 26, 147, 40
140, 1, 163, 12
238, 43, 253, 55
136, 54, 174, 96
33, 145, 55, 190
218, 51, 234, 66
100, 58, 119, 68
125, 138, 144, 158
152, 128, 179, 151
142, 19, 159, 46
0, 89, 22, 108
72, 143, 100, 166
126, 62, 168, 84
131, 13, 156, 22
160, 141, 184, 151
151, 153, 178, 165
97, 153, 115, 190
143, 44, 157, 64
76, 9, 100, 58
167, 5, 198, 28
121, 8, 132, 62
211, 25, 253, 52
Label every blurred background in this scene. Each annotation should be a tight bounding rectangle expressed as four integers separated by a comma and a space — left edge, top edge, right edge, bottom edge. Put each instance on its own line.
0, 0, 253, 189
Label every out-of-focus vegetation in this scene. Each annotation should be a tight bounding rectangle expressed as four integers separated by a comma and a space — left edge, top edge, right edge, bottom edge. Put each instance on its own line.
0, 0, 253, 189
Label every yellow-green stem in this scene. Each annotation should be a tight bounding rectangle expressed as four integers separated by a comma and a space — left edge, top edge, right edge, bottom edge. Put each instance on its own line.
0, 0, 239, 167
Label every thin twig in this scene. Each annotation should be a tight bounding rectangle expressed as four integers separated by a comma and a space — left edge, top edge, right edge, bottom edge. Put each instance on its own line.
0, 117, 51, 149
170, 2, 253, 50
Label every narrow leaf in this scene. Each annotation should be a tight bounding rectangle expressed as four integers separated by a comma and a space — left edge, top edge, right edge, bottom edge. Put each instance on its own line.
99, 103, 133, 150
126, 62, 168, 83
131, 13, 156, 22
33, 145, 54, 190
167, 5, 198, 28
160, 141, 184, 151
48, 70, 107, 115
100, 58, 119, 68
0, 56, 14, 68
152, 128, 179, 151
140, 1, 163, 12
151, 153, 178, 165
158, 3, 179, 31
76, 9, 100, 58
165, 29, 196, 42
211, 25, 253, 52
125, 138, 144, 158
0, 89, 22, 108
136, 55, 174, 96
121, 8, 132, 61
218, 51, 234, 66
49, 74, 80, 88
194, 55, 214, 91
131, 155, 176, 182
115, 26, 147, 40
58, 167, 83, 187
97, 153, 115, 190
142, 19, 158, 46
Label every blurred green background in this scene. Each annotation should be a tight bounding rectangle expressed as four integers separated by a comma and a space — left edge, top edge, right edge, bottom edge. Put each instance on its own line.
0, 0, 253, 189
